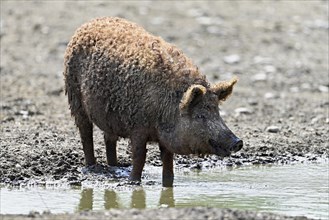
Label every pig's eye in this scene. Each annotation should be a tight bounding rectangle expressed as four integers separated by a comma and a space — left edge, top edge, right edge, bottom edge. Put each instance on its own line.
196, 114, 206, 120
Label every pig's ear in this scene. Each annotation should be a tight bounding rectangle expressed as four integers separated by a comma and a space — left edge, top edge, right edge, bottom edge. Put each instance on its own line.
211, 77, 237, 102
179, 85, 207, 113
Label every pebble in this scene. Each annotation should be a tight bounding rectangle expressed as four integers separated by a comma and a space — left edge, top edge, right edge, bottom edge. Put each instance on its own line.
312, 19, 329, 29
235, 107, 253, 115
150, 17, 165, 25
264, 65, 276, 73
266, 126, 280, 133
223, 54, 240, 64
289, 87, 299, 93
252, 73, 267, 82
318, 85, 328, 93
264, 92, 278, 99
18, 110, 29, 116
311, 116, 322, 124
301, 83, 311, 90
196, 16, 222, 26
196, 16, 213, 25
219, 110, 227, 116
253, 56, 272, 64
190, 163, 202, 170
2, 116, 14, 122
188, 8, 203, 17
247, 99, 258, 106
206, 26, 222, 35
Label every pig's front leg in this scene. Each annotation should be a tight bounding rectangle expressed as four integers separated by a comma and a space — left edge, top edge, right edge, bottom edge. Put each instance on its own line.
160, 145, 174, 187
129, 135, 147, 182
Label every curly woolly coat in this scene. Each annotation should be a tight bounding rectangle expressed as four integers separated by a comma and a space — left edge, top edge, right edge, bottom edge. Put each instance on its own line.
64, 17, 212, 133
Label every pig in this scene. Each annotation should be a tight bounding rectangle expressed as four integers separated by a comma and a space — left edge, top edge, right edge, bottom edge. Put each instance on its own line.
63, 17, 243, 187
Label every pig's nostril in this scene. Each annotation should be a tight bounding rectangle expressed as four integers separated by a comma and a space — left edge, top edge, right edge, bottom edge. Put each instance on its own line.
231, 140, 243, 152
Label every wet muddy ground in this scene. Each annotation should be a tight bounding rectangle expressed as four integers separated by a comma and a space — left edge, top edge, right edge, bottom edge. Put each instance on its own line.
1, 1, 328, 219
1, 163, 328, 219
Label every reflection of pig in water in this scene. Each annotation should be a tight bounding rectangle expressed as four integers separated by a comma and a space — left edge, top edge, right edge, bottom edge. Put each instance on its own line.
77, 188, 174, 210
64, 17, 243, 187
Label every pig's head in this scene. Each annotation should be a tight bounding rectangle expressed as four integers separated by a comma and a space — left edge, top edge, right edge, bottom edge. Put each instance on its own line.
165, 78, 243, 157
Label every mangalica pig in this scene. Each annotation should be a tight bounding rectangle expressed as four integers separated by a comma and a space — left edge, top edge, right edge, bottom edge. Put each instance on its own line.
64, 17, 243, 187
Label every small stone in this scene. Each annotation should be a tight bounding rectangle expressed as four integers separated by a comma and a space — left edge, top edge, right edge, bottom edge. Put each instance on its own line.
264, 65, 276, 73
206, 26, 222, 35
264, 92, 278, 99
311, 116, 322, 124
28, 211, 40, 218
223, 54, 240, 64
247, 99, 258, 106
188, 8, 203, 17
252, 73, 267, 82
67, 175, 78, 181
219, 110, 227, 116
253, 56, 272, 64
266, 126, 280, 133
301, 83, 311, 90
196, 16, 213, 25
196, 16, 221, 26
235, 107, 253, 115
41, 26, 49, 35
2, 117, 14, 122
18, 110, 29, 116
312, 19, 329, 29
290, 87, 299, 93
318, 85, 328, 93
191, 163, 202, 170
150, 17, 165, 25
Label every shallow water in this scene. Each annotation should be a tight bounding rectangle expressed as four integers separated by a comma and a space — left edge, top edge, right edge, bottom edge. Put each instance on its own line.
1, 162, 328, 219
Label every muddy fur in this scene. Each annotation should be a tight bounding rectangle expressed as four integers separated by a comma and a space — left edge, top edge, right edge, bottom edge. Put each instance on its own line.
64, 17, 208, 130
64, 17, 236, 135
63, 17, 238, 186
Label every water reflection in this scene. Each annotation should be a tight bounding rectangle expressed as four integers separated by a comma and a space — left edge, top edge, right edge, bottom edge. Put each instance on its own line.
131, 188, 146, 208
104, 190, 119, 209
77, 187, 175, 211
159, 188, 175, 207
77, 188, 93, 211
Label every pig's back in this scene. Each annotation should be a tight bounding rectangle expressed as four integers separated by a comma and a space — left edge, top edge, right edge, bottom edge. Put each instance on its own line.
64, 17, 207, 134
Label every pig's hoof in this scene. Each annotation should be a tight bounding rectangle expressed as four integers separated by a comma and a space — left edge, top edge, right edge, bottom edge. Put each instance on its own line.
127, 180, 141, 186
116, 180, 141, 187
162, 179, 174, 187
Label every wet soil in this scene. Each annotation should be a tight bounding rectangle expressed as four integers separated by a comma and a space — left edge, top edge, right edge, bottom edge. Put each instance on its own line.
0, 1, 328, 219
1, 208, 310, 220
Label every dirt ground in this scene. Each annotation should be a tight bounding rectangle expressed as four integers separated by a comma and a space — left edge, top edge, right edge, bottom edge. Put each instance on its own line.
0, 1, 328, 219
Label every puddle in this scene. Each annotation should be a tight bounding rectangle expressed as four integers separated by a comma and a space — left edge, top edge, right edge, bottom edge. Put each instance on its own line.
1, 162, 328, 219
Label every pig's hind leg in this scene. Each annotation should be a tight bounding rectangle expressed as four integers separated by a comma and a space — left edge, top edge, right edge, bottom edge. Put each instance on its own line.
75, 110, 96, 166
104, 133, 118, 166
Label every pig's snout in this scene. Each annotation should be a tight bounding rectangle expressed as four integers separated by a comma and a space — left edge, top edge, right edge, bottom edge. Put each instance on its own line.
209, 136, 243, 157
230, 138, 243, 152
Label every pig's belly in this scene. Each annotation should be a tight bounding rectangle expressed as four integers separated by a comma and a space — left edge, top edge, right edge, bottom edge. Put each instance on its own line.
82, 93, 131, 138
